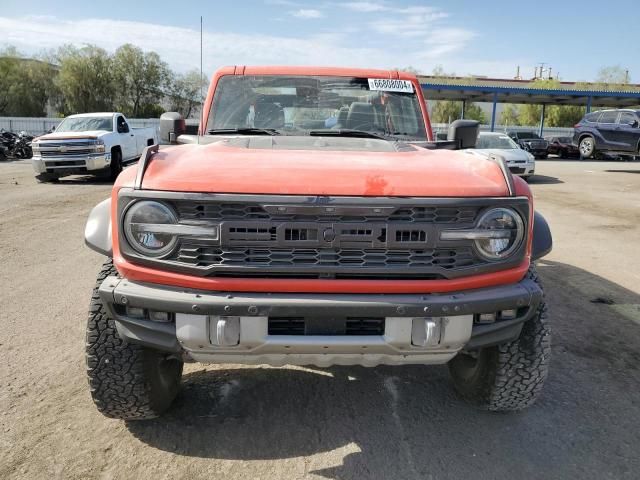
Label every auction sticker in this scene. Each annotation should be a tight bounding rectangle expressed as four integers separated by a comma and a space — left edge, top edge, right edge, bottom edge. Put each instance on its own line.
368, 78, 414, 93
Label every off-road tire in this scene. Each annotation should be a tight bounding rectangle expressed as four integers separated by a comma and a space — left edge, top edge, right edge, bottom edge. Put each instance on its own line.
85, 260, 183, 420
448, 266, 551, 411
109, 149, 123, 181
579, 136, 595, 159
35, 173, 59, 183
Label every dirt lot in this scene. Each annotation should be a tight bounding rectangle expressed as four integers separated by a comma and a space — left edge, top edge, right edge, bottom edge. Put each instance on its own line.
1, 159, 639, 479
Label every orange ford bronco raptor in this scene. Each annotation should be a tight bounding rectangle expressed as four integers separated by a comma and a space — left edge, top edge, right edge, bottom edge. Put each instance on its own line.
84, 66, 552, 419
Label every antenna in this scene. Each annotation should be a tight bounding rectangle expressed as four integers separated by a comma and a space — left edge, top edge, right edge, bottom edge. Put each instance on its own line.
199, 16, 203, 143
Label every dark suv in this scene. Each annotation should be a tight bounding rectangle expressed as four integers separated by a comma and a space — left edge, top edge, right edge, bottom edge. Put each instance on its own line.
573, 109, 640, 159
507, 131, 549, 159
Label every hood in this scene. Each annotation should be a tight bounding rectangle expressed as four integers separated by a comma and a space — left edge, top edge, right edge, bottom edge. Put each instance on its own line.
139, 137, 511, 197
472, 148, 532, 162
36, 130, 109, 141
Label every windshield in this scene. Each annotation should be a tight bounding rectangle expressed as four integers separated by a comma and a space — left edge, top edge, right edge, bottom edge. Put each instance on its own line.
207, 75, 427, 140
55, 117, 112, 133
476, 134, 519, 149
516, 132, 541, 139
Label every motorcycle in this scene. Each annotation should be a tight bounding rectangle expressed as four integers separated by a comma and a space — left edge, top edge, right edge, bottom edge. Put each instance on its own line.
14, 131, 34, 159
0, 129, 34, 159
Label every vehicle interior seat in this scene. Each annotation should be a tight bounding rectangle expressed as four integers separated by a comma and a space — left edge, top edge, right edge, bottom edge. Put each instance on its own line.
254, 99, 285, 129
333, 106, 349, 129
346, 102, 375, 131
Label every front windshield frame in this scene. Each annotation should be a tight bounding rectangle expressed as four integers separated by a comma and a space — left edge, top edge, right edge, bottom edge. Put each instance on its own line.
55, 116, 113, 133
477, 134, 519, 149
206, 74, 428, 141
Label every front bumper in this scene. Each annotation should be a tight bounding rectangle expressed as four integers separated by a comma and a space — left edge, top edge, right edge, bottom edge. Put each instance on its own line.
32, 153, 111, 174
99, 275, 543, 366
507, 162, 535, 176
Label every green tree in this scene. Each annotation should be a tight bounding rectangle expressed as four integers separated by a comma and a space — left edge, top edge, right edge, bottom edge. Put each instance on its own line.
500, 104, 520, 126
596, 65, 629, 85
112, 44, 170, 117
0, 47, 57, 116
431, 101, 486, 124
55, 45, 116, 115
166, 70, 207, 118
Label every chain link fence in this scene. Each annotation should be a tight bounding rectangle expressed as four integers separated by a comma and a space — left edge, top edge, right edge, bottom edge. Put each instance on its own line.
0, 117, 164, 135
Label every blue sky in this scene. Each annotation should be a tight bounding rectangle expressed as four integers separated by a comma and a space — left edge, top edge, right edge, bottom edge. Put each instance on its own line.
1, 0, 638, 82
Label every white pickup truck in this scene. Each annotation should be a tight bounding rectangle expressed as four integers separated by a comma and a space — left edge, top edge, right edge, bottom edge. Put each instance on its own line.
31, 112, 158, 182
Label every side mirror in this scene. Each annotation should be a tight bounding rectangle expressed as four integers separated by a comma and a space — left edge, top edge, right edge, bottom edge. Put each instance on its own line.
447, 119, 479, 149
160, 112, 186, 144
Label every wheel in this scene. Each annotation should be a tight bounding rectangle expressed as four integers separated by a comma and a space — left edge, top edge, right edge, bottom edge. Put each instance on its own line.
579, 136, 595, 159
522, 175, 532, 182
448, 267, 551, 411
85, 260, 183, 420
539, 153, 548, 159
35, 173, 59, 183
109, 149, 123, 181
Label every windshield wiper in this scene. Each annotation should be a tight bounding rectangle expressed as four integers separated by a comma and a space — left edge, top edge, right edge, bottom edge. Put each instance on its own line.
308, 129, 387, 140
207, 128, 280, 136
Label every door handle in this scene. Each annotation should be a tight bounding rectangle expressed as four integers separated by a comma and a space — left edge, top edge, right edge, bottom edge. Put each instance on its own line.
130, 134, 134, 136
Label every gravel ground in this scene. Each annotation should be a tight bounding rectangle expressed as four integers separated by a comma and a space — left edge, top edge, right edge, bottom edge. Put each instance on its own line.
1, 158, 639, 480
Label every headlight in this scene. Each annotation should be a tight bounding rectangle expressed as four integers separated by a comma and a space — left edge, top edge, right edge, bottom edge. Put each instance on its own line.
94, 140, 105, 153
123, 201, 178, 256
473, 208, 524, 260
440, 207, 525, 261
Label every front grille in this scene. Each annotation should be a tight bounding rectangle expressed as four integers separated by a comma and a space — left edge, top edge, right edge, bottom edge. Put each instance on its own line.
174, 202, 478, 224
45, 160, 85, 167
119, 193, 529, 280
41, 149, 94, 157
509, 167, 525, 174
37, 141, 96, 157
267, 316, 385, 335
175, 245, 477, 271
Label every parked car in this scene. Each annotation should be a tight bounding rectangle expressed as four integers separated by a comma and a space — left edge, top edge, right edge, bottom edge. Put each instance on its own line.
573, 109, 640, 159
546, 136, 579, 158
469, 131, 535, 179
83, 66, 552, 420
30, 112, 158, 182
507, 131, 549, 158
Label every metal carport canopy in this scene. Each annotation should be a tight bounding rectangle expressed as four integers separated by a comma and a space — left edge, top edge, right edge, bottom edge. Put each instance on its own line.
418, 77, 640, 134
418, 81, 640, 108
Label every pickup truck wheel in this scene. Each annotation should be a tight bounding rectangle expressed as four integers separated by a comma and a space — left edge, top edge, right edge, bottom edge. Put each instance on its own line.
85, 260, 183, 420
448, 267, 551, 411
35, 173, 59, 183
579, 136, 595, 159
110, 149, 123, 181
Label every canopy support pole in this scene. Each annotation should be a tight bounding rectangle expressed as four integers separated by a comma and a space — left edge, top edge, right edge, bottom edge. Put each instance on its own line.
490, 93, 497, 132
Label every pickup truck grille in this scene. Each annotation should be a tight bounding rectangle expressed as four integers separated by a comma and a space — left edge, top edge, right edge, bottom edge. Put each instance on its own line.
37, 141, 97, 157
119, 193, 530, 280
524, 140, 547, 150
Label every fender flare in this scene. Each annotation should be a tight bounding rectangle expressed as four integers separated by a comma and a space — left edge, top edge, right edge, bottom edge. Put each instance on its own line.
85, 198, 112, 257
532, 211, 552, 261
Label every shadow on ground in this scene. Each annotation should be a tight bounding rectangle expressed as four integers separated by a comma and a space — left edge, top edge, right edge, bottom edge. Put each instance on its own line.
526, 174, 564, 185
605, 169, 640, 174
126, 261, 640, 479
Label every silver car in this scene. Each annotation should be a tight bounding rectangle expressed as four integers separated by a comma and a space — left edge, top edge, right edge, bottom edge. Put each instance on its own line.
470, 132, 536, 179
